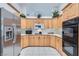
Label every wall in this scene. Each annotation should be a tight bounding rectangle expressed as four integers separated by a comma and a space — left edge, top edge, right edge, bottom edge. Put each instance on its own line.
0, 3, 21, 16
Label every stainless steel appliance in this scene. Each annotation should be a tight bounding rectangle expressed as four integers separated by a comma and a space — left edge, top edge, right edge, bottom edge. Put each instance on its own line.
62, 17, 79, 56
0, 8, 21, 56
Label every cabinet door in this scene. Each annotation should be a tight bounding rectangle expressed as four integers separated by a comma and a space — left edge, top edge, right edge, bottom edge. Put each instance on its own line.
26, 20, 34, 29
39, 35, 44, 46
21, 18, 26, 29
44, 20, 49, 29
21, 36, 24, 48
34, 35, 39, 46
23, 36, 29, 47
21, 36, 29, 48
29, 35, 34, 46
44, 35, 50, 46
29, 35, 39, 46
55, 36, 62, 50
50, 36, 56, 48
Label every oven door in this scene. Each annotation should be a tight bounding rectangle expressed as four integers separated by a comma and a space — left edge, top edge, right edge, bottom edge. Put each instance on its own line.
62, 24, 78, 56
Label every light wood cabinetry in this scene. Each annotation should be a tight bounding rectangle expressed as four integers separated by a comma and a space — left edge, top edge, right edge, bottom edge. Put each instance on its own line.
50, 36, 56, 48
26, 20, 34, 29
29, 35, 50, 46
52, 16, 62, 29
21, 35, 62, 50
55, 36, 62, 51
29, 35, 39, 46
21, 18, 27, 29
21, 35, 29, 48
62, 4, 79, 21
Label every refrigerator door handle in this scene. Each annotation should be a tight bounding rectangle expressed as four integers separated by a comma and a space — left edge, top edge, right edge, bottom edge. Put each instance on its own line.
12, 24, 16, 44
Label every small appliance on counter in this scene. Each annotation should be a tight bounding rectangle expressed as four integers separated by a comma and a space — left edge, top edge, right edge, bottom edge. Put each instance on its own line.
33, 24, 44, 34
25, 29, 32, 34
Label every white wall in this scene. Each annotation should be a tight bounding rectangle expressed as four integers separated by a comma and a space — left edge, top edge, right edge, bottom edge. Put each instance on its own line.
0, 3, 21, 15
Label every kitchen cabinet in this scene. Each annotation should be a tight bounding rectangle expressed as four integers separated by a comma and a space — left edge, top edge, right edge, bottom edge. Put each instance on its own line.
21, 35, 29, 48
44, 35, 50, 46
21, 18, 26, 29
44, 20, 50, 28
29, 35, 39, 46
26, 20, 34, 29
21, 35, 62, 52
55, 36, 62, 51
39, 35, 50, 46
62, 4, 79, 21
29, 35, 50, 47
50, 36, 56, 48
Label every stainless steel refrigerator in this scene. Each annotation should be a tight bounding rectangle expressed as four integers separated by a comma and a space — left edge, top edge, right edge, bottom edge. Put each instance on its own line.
0, 8, 21, 56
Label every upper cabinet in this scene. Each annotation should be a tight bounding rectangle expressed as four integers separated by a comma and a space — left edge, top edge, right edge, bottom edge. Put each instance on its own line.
21, 18, 27, 29
62, 3, 79, 21
26, 19, 34, 29
21, 18, 54, 29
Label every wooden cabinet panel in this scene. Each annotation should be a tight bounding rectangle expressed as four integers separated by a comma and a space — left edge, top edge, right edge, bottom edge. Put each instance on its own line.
21, 18, 26, 29
44, 20, 49, 28
29, 35, 39, 46
26, 20, 34, 29
63, 4, 79, 21
44, 35, 50, 46
21, 36, 29, 48
55, 36, 62, 51
23, 36, 29, 47
34, 36, 39, 46
50, 36, 56, 48
29, 35, 50, 47
39, 35, 44, 46
52, 18, 58, 29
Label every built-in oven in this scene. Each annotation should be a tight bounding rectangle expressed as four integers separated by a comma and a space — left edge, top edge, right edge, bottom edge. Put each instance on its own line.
62, 17, 79, 56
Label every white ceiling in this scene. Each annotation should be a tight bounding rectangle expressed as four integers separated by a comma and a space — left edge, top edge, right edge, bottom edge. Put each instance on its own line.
17, 3, 66, 17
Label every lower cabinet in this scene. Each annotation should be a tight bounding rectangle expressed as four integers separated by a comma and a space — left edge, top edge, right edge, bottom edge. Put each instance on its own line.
21, 35, 29, 48
55, 36, 62, 51
29, 35, 50, 47
50, 36, 56, 48
21, 35, 62, 51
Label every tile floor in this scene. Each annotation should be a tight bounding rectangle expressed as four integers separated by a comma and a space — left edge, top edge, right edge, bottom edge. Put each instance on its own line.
20, 47, 61, 56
